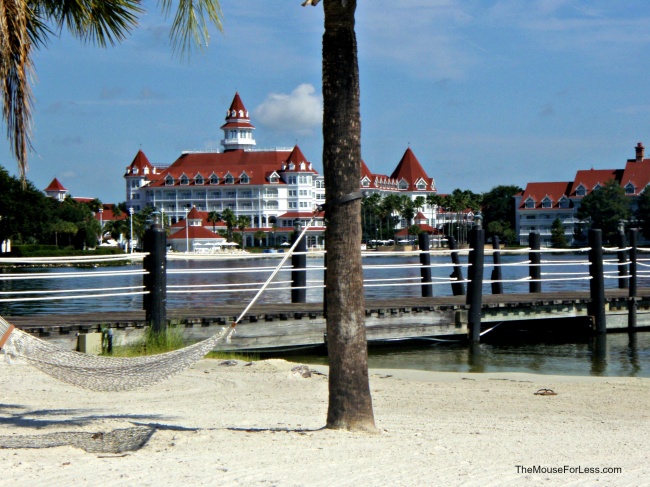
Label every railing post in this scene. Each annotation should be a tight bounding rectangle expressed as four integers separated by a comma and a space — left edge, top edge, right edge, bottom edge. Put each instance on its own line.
628, 229, 638, 330
467, 222, 485, 343
588, 229, 606, 335
143, 214, 167, 334
617, 223, 629, 289
490, 235, 503, 294
448, 236, 465, 296
419, 233, 433, 298
529, 232, 541, 293
291, 223, 307, 304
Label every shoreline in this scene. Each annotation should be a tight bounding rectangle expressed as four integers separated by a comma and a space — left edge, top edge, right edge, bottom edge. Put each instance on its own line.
1, 358, 648, 485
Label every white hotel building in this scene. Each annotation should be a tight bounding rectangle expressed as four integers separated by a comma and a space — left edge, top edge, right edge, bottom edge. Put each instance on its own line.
124, 93, 441, 248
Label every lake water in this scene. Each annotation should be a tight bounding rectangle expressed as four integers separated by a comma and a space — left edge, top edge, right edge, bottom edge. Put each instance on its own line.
2, 253, 649, 377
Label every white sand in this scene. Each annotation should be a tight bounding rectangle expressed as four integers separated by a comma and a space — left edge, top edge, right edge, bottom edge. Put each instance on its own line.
1, 358, 648, 486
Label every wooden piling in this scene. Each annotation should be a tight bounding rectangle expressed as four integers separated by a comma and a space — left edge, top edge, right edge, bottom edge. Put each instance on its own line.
628, 229, 638, 330
491, 235, 503, 295
448, 237, 465, 296
588, 229, 606, 335
143, 219, 167, 333
419, 233, 433, 298
467, 225, 485, 343
529, 232, 541, 293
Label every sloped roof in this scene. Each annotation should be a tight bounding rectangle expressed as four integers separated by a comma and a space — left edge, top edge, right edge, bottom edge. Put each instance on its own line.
168, 225, 222, 240
45, 178, 66, 192
389, 148, 435, 191
569, 169, 622, 197
94, 204, 127, 222
519, 181, 573, 209
124, 150, 156, 179
620, 158, 650, 195
220, 92, 255, 130
282, 146, 316, 172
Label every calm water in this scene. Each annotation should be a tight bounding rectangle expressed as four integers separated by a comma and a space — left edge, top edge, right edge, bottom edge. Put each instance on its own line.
2, 253, 649, 377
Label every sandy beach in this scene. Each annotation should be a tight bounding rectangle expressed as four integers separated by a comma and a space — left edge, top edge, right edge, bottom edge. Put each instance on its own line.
1, 357, 648, 486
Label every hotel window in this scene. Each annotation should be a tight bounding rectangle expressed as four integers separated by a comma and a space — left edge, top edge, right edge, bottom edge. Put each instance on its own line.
289, 190, 297, 197
416, 181, 426, 190
289, 202, 298, 209
225, 174, 235, 184
226, 191, 236, 199
542, 198, 552, 208
210, 175, 219, 185
625, 183, 636, 194
559, 198, 569, 208
240, 174, 250, 184
525, 199, 535, 209
576, 186, 586, 196
288, 176, 297, 184
269, 174, 279, 183
211, 191, 221, 198
165, 176, 174, 186
195, 175, 204, 185
180, 175, 189, 185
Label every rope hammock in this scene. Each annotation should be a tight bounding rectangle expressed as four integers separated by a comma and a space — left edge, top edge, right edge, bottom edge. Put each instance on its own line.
0, 222, 313, 392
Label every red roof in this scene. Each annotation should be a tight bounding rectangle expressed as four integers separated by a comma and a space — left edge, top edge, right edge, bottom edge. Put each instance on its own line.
389, 148, 435, 192
519, 181, 573, 209
45, 178, 66, 192
569, 169, 622, 197
220, 92, 254, 130
620, 158, 650, 195
148, 145, 316, 187
95, 204, 127, 222
168, 226, 222, 240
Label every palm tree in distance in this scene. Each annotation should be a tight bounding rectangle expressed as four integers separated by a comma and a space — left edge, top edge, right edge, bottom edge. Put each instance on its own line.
236, 215, 250, 249
1, 0, 223, 186
220, 208, 236, 242
207, 211, 221, 233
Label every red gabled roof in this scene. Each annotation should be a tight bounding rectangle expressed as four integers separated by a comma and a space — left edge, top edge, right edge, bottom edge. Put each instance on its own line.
519, 181, 572, 209
168, 226, 222, 240
620, 158, 650, 195
45, 178, 66, 192
282, 146, 316, 173
278, 211, 325, 218
359, 160, 396, 190
390, 148, 435, 192
569, 169, 622, 197
220, 92, 255, 130
125, 150, 157, 180
95, 204, 127, 222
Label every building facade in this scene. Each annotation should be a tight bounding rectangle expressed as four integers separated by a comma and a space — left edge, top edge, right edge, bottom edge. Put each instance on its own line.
125, 93, 442, 247
515, 143, 650, 246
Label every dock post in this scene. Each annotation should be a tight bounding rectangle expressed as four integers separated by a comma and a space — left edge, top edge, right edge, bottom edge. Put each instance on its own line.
291, 221, 307, 304
628, 229, 638, 330
617, 222, 629, 289
467, 219, 485, 343
490, 235, 503, 294
419, 233, 433, 297
529, 232, 542, 293
143, 212, 167, 334
588, 229, 606, 334
448, 237, 465, 296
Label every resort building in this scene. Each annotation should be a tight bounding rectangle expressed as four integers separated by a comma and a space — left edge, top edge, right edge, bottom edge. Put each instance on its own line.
515, 143, 650, 246
124, 92, 442, 248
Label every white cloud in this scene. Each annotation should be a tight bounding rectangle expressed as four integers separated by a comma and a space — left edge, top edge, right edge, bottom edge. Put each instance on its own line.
254, 84, 322, 135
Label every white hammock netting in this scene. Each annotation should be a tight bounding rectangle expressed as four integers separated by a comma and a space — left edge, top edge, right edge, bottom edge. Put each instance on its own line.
0, 316, 234, 392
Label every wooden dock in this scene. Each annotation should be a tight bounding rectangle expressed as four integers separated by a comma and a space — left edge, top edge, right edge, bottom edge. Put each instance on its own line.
6, 288, 650, 352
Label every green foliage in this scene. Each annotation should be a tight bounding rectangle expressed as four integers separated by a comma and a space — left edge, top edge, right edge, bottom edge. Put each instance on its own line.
550, 218, 568, 248
106, 326, 186, 357
576, 180, 631, 243
636, 190, 650, 240
481, 185, 523, 242
8, 245, 124, 259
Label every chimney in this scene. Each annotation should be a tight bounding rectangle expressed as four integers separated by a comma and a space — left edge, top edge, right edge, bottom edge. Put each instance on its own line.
636, 142, 645, 162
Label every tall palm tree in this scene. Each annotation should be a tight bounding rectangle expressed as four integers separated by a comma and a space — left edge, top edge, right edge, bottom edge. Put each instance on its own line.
315, 0, 376, 432
236, 215, 250, 249
207, 210, 221, 233
2, 0, 223, 186
220, 208, 236, 242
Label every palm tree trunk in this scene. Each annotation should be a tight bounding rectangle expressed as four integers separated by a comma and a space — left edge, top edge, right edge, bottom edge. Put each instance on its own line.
322, 0, 375, 432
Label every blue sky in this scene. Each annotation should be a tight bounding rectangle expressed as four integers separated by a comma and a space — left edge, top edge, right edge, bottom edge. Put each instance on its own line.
2, 0, 650, 203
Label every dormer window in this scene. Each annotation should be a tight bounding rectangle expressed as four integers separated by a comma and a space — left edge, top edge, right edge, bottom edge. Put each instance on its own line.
180, 174, 189, 185
269, 173, 279, 183
416, 179, 427, 190
300, 162, 306, 170
559, 196, 570, 209
542, 196, 552, 208
165, 175, 174, 186
225, 173, 235, 184
143, 167, 149, 175
361, 176, 371, 188
240, 173, 250, 184
210, 174, 219, 185
593, 183, 601, 192
195, 174, 204, 185
625, 182, 636, 194
132, 168, 139, 174
288, 162, 295, 170
399, 179, 409, 190
575, 185, 586, 197
525, 197, 535, 209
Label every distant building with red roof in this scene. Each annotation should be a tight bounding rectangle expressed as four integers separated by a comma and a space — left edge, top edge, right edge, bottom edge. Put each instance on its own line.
515, 142, 650, 246
125, 92, 441, 249
44, 178, 68, 201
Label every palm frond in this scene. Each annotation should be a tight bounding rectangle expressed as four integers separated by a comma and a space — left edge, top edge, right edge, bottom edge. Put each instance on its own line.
159, 0, 223, 58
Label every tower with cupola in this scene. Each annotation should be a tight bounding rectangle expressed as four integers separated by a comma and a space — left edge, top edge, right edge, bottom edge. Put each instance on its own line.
220, 92, 256, 151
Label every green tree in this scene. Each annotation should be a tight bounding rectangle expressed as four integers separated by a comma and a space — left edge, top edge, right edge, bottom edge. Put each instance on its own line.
550, 218, 568, 248
236, 215, 250, 249
3, 0, 223, 185
254, 230, 266, 247
481, 185, 522, 241
207, 210, 221, 233
636, 190, 650, 239
220, 208, 236, 242
576, 180, 631, 243
50, 219, 77, 247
